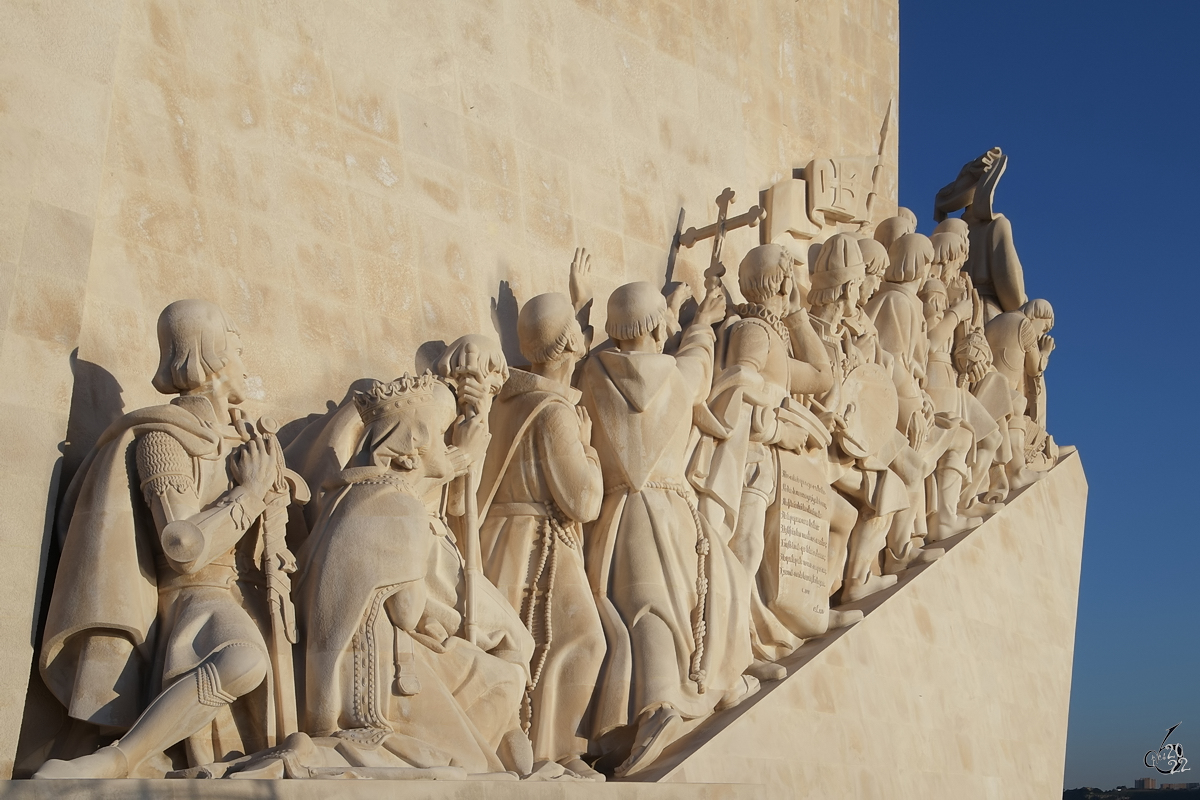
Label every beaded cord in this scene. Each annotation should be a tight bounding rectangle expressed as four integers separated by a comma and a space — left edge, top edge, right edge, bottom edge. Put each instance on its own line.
603, 480, 709, 693
519, 500, 577, 734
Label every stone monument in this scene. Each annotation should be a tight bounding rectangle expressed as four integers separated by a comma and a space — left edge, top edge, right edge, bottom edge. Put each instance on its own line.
0, 0, 1084, 797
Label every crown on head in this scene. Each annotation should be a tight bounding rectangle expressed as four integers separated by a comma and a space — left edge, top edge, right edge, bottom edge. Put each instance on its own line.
353, 371, 443, 424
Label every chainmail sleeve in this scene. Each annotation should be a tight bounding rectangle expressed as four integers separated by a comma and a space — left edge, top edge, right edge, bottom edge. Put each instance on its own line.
136, 430, 196, 502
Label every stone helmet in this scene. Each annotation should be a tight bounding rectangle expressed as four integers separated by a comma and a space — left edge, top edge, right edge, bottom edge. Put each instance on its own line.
810, 233, 866, 292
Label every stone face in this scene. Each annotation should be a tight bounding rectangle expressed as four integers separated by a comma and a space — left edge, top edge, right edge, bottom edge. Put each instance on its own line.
3, 0, 1081, 794
2, 0, 898, 779
641, 451, 1088, 799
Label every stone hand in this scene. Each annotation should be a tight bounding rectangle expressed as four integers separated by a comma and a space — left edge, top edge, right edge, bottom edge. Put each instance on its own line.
230, 437, 278, 500
455, 375, 493, 419
576, 406, 593, 445
570, 247, 592, 313
451, 413, 490, 462
786, 274, 805, 316
1039, 334, 1055, 355
693, 287, 726, 327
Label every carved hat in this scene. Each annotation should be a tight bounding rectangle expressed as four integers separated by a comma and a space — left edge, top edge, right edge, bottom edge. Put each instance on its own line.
885, 233, 935, 284
873, 215, 915, 252
857, 237, 890, 277
934, 147, 1003, 222
353, 372, 455, 425
810, 233, 866, 290
738, 243, 793, 302
606, 281, 667, 341
518, 292, 579, 364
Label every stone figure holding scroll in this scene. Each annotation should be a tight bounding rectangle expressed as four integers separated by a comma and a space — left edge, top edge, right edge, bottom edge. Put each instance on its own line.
698, 243, 840, 666
295, 373, 537, 776
581, 282, 753, 777
476, 290, 607, 780
933, 147, 1028, 321
37, 299, 304, 779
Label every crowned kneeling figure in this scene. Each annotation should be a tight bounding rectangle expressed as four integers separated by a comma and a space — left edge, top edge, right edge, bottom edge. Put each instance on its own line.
295, 373, 536, 776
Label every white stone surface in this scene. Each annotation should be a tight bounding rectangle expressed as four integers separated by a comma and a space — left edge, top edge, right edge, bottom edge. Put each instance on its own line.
635, 451, 1087, 799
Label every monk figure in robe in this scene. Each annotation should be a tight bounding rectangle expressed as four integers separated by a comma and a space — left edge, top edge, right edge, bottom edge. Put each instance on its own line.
477, 290, 607, 780
296, 373, 536, 776
582, 282, 753, 777
37, 300, 296, 778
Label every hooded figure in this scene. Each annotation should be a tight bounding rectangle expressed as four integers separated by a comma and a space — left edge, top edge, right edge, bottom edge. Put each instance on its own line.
581, 282, 753, 777
476, 292, 607, 779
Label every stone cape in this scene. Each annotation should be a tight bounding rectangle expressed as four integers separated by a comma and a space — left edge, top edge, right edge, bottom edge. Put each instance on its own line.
0, 0, 1084, 795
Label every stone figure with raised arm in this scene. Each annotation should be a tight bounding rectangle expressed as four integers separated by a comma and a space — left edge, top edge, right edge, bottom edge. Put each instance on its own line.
934, 147, 1028, 321
475, 258, 607, 780
295, 371, 539, 777
36, 299, 304, 779
582, 282, 754, 777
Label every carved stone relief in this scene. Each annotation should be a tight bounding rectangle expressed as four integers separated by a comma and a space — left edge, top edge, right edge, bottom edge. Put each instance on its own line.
30, 152, 1060, 783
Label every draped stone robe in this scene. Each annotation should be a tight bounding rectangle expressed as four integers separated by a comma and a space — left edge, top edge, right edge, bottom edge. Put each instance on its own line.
580, 324, 752, 740
477, 369, 606, 762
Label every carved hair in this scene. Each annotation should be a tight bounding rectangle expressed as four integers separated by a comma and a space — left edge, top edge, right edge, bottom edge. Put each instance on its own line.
808, 281, 853, 309
858, 237, 890, 277
518, 293, 582, 365
152, 299, 240, 395
885, 233, 935, 284
873, 216, 915, 252
738, 244, 792, 304
605, 282, 667, 341
1021, 298, 1054, 325
930, 231, 967, 265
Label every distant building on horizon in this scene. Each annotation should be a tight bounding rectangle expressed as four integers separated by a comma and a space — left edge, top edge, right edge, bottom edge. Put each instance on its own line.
1160, 782, 1200, 789
1134, 777, 1157, 789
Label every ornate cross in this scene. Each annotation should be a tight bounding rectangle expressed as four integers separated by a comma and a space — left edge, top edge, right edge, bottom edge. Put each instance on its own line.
680, 187, 766, 290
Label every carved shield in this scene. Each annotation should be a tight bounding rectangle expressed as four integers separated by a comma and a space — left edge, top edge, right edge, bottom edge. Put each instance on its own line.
837, 362, 898, 459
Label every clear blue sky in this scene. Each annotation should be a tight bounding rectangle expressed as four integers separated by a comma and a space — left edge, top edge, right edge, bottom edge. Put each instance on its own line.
899, 1, 1200, 790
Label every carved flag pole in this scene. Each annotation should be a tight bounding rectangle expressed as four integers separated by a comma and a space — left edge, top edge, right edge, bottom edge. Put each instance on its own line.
680, 188, 766, 291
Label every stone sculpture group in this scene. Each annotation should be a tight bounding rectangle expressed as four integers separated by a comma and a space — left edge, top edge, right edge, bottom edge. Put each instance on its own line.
32, 148, 1060, 782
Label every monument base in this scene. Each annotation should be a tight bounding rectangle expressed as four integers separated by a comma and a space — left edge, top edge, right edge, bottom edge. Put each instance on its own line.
1, 453, 1085, 799
639, 450, 1087, 799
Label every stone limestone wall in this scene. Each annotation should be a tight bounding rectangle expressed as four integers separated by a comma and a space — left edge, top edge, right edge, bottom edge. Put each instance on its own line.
0, 0, 897, 778
645, 453, 1088, 799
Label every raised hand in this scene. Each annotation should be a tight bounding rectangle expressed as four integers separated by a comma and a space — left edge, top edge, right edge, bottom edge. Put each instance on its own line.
693, 286, 727, 328
570, 247, 593, 313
